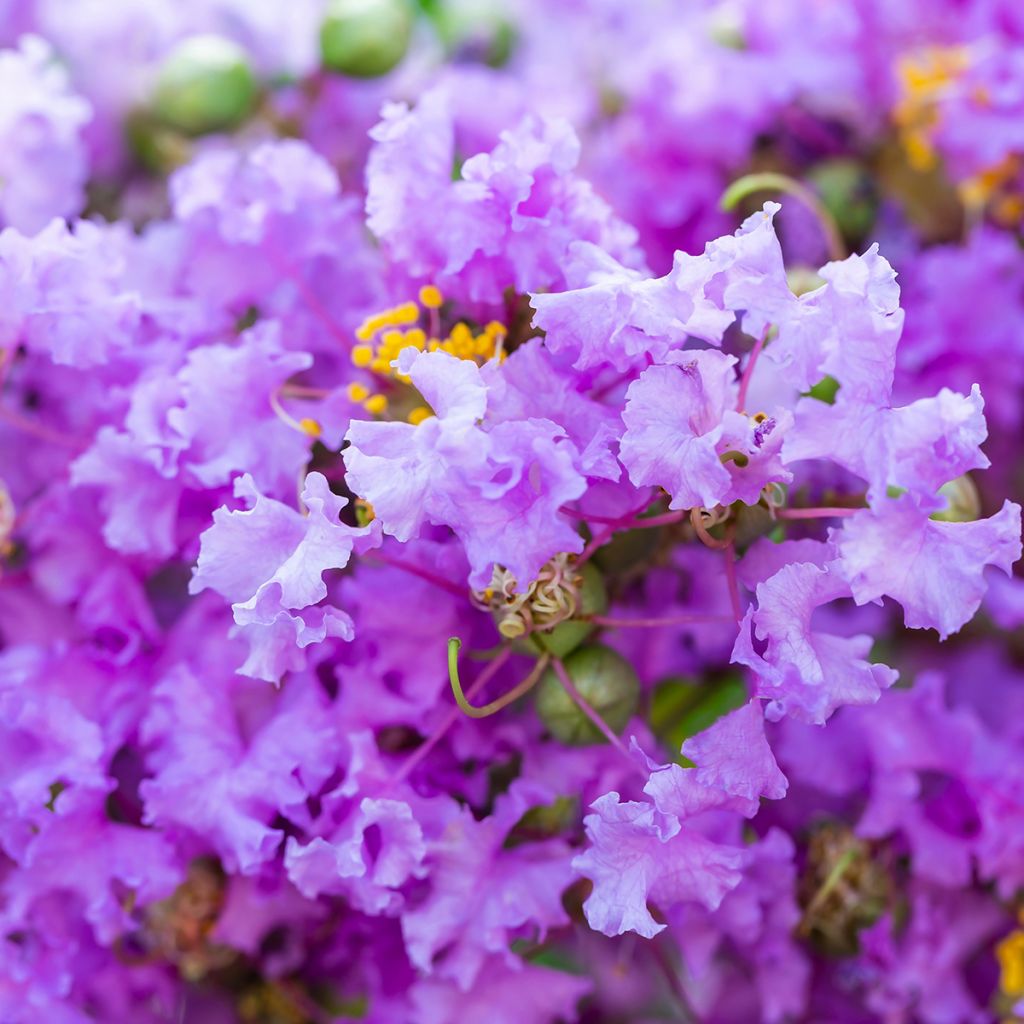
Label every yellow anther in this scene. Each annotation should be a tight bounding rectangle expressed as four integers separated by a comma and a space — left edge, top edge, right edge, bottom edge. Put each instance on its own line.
381, 328, 404, 353
997, 929, 1024, 999
449, 322, 472, 346
419, 285, 443, 309
392, 302, 419, 325
408, 406, 433, 425
427, 338, 441, 351
355, 312, 389, 340
371, 357, 392, 375
351, 345, 373, 368
364, 394, 388, 415
484, 320, 506, 338
404, 328, 426, 350
298, 417, 322, 438
395, 372, 412, 385
347, 382, 370, 402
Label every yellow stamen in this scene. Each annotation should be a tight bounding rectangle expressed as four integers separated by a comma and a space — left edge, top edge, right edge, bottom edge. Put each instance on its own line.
404, 328, 426, 350
298, 417, 322, 438
392, 301, 420, 325
408, 406, 433, 425
351, 345, 373, 368
347, 382, 369, 402
997, 929, 1024, 999
419, 285, 443, 309
364, 394, 388, 415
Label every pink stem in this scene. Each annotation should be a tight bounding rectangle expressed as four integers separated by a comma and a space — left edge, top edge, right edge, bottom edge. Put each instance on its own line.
723, 542, 743, 624
620, 509, 688, 530
0, 405, 88, 451
387, 646, 513, 788
369, 553, 468, 600
552, 658, 639, 770
736, 328, 769, 413
282, 384, 332, 398
267, 253, 351, 349
775, 506, 860, 520
591, 613, 735, 629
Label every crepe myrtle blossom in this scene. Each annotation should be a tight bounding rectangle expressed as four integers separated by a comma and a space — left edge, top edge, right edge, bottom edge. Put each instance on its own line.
2, 14, 1024, 1024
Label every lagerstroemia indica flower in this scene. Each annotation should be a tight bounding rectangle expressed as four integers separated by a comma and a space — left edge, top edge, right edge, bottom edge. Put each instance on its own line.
1, 11, 1024, 1023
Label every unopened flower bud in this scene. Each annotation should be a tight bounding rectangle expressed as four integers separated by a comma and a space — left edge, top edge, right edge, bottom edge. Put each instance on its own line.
808, 159, 878, 244
535, 645, 639, 746
152, 35, 257, 136
320, 0, 414, 79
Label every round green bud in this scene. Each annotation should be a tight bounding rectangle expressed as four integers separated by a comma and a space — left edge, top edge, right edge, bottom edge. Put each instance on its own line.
808, 159, 877, 243
320, 0, 414, 79
535, 645, 639, 746
527, 562, 608, 660
152, 35, 257, 136
931, 474, 982, 523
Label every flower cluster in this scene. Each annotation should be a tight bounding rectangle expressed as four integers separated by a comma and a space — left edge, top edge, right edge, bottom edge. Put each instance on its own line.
1, 2, 1024, 1023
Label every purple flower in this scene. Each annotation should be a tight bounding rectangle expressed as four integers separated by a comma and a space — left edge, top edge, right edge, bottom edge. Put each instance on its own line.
573, 702, 786, 938
837, 495, 1022, 639
0, 36, 90, 233
733, 559, 899, 723
345, 348, 585, 588
190, 472, 377, 681
140, 666, 337, 872
530, 202, 789, 373
366, 84, 641, 303
620, 350, 791, 510
769, 245, 904, 403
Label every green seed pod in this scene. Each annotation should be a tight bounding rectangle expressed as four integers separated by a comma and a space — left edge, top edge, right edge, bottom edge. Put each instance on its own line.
527, 562, 608, 660
535, 645, 639, 746
151, 35, 257, 136
931, 474, 982, 523
320, 0, 414, 79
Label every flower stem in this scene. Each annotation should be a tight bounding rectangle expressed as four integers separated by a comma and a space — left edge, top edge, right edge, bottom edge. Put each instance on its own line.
736, 327, 769, 413
723, 541, 743, 623
448, 638, 548, 718
591, 614, 735, 629
387, 645, 514, 789
552, 658, 636, 767
775, 506, 860, 520
369, 553, 468, 599
720, 171, 845, 262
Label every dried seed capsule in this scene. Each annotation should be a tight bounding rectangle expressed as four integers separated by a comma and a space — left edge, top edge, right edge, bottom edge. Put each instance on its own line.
527, 561, 608, 659
535, 645, 639, 746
